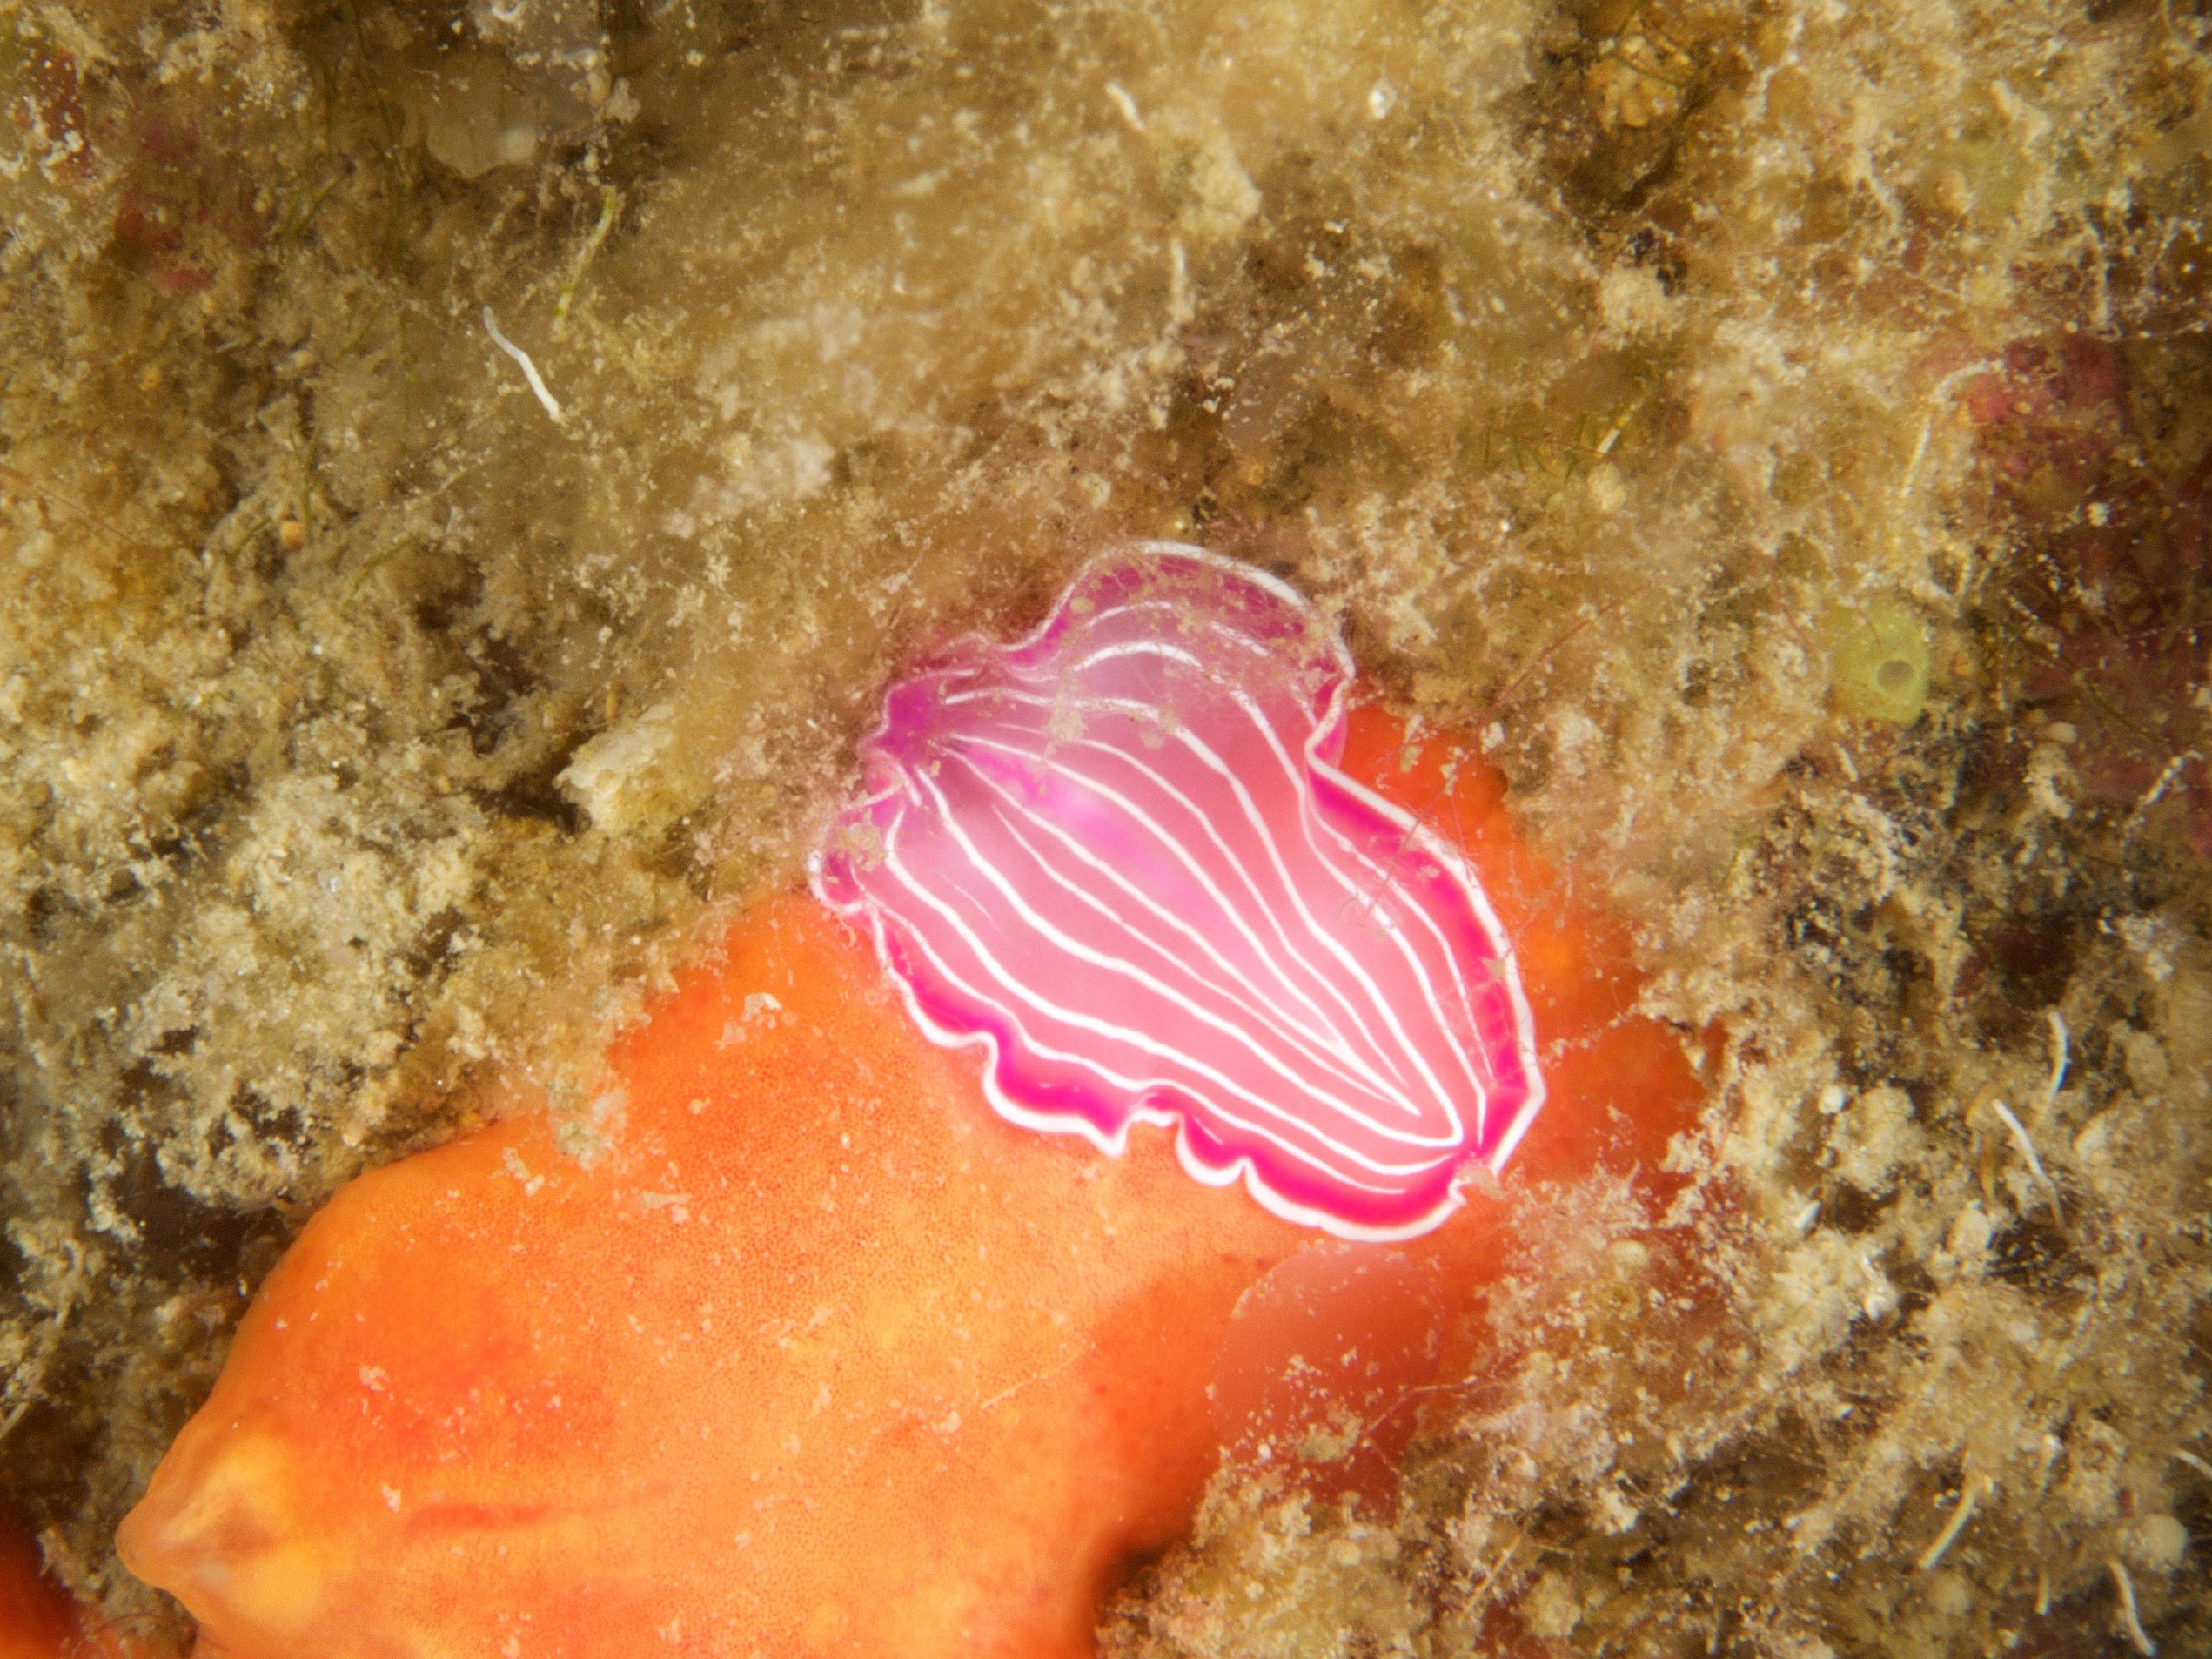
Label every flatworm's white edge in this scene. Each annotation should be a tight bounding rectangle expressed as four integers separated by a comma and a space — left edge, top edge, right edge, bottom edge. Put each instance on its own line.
808, 541, 1548, 1241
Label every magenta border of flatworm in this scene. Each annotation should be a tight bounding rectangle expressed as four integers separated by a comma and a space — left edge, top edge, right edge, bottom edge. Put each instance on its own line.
808, 541, 1546, 1241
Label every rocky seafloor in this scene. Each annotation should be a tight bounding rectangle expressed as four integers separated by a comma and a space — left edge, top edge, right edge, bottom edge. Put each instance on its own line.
2, 1, 2208, 1655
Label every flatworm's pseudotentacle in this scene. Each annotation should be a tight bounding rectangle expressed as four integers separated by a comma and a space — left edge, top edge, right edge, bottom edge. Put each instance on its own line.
811, 544, 1544, 1239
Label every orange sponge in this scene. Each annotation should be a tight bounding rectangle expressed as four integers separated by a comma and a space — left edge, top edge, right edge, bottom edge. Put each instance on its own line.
117, 707, 1698, 1658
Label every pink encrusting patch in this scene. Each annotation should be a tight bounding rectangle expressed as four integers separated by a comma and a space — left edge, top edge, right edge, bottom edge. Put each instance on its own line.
810, 544, 1545, 1239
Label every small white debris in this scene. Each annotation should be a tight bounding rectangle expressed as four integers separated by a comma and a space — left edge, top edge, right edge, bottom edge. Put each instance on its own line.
2108, 1557, 2155, 1655
1915, 1475, 1987, 1572
2024, 740, 2077, 820
502, 1146, 546, 1197
558, 702, 680, 836
1520, 1572, 1581, 1639
2124, 749, 2200, 839
1167, 238, 1192, 326
2116, 914, 2176, 984
1586, 462, 1626, 514
1989, 1098, 2061, 1222
719, 991, 788, 1047
639, 1192, 692, 1224
1857, 1247, 1899, 1321
1103, 81, 1143, 132
1831, 1086, 1924, 1194
483, 306, 566, 425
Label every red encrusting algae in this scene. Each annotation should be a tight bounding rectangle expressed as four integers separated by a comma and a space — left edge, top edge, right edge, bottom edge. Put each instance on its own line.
115, 695, 1699, 1658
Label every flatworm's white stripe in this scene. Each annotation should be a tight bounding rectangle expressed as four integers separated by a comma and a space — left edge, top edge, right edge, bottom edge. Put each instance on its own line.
871, 842, 1445, 1176
1311, 767, 1549, 1173
855, 897, 1472, 1241
1037, 728, 1429, 1103
874, 835, 1445, 1177
1319, 805, 1503, 1119
977, 676, 1442, 1092
951, 728, 1378, 1072
1227, 689, 1494, 1110
954, 758, 1408, 1109
955, 690, 1419, 1086
873, 841, 1447, 1172
903, 766, 1433, 1142
949, 727, 1411, 1101
1129, 713, 1459, 1116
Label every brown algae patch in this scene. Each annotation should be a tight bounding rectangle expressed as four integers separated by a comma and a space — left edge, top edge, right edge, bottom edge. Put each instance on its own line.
2, 0, 2209, 1653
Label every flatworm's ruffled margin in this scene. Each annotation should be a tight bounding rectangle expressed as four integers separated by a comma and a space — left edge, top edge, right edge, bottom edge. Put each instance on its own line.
810, 542, 1545, 1241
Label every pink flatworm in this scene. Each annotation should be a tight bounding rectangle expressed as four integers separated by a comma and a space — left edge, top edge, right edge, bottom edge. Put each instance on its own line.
809, 544, 1544, 1239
